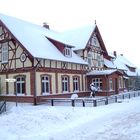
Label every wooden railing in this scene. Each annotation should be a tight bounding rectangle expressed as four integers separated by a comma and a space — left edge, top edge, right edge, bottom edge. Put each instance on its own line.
40, 91, 140, 107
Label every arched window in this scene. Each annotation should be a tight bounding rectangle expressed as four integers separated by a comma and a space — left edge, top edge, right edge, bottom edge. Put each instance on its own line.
41, 75, 50, 95
16, 76, 25, 94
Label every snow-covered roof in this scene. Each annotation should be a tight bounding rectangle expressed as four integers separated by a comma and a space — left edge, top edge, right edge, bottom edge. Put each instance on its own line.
125, 70, 137, 77
60, 25, 96, 50
0, 14, 88, 65
112, 54, 137, 76
108, 52, 115, 58
104, 58, 116, 69
114, 60, 128, 71
86, 69, 119, 76
115, 55, 136, 68
136, 69, 140, 76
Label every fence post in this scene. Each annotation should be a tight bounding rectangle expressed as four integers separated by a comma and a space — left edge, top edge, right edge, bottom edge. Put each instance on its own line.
82, 100, 85, 107
115, 96, 117, 103
72, 99, 75, 107
5, 101, 6, 112
134, 92, 136, 97
122, 94, 124, 99
129, 93, 131, 99
105, 97, 108, 105
51, 99, 54, 106
93, 99, 97, 107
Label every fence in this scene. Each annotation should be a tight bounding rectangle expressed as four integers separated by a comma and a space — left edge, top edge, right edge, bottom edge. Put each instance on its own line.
0, 101, 6, 114
40, 91, 140, 107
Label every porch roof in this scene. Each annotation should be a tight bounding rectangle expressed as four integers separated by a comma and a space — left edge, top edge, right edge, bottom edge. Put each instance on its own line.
86, 69, 121, 76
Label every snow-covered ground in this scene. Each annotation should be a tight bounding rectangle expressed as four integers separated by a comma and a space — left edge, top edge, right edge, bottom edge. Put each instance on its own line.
0, 97, 140, 140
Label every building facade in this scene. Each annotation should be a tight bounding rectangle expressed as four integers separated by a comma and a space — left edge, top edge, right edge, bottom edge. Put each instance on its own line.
0, 14, 128, 103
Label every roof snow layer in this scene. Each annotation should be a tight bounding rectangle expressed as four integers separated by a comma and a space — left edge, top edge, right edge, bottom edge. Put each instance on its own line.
0, 14, 87, 65
61, 25, 96, 50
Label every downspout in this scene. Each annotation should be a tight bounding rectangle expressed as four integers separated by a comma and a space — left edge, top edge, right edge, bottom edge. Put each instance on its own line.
34, 67, 37, 105
105, 75, 109, 96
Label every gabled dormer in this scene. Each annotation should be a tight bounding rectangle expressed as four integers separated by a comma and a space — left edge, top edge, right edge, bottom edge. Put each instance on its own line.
63, 45, 72, 57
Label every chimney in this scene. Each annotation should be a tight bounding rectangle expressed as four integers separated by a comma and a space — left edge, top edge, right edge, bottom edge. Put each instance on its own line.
113, 51, 117, 57
43, 22, 49, 29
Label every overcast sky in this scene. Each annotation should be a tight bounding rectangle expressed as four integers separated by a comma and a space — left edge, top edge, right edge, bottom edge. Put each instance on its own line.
0, 0, 140, 68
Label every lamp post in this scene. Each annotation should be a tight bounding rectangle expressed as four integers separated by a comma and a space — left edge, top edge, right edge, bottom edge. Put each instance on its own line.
5, 79, 17, 106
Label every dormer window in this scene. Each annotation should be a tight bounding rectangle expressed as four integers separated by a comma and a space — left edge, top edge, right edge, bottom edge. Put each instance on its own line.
64, 46, 72, 57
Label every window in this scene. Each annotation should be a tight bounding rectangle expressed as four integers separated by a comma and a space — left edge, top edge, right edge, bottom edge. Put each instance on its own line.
119, 76, 123, 88
41, 75, 50, 95
90, 34, 99, 47
109, 78, 113, 91
87, 51, 93, 65
91, 36, 97, 46
123, 79, 126, 88
16, 76, 25, 94
62, 76, 69, 93
1, 43, 8, 63
64, 47, 72, 57
0, 27, 3, 36
73, 76, 79, 92
92, 78, 102, 90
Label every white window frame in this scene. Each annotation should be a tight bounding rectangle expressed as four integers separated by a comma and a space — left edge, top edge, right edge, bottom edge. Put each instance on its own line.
109, 78, 113, 91
1, 43, 8, 63
41, 75, 50, 95
62, 76, 69, 93
119, 76, 123, 88
87, 51, 93, 66
92, 78, 102, 90
73, 77, 79, 92
64, 47, 72, 57
16, 76, 25, 94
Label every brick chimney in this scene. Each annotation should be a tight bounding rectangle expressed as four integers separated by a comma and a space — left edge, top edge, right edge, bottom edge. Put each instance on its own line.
43, 22, 49, 29
113, 51, 117, 57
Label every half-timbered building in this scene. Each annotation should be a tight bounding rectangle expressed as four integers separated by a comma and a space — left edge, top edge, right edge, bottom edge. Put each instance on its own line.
0, 14, 90, 103
0, 14, 126, 103
61, 24, 124, 96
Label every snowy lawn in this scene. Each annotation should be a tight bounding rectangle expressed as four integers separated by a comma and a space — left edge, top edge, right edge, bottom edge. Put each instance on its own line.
0, 97, 140, 140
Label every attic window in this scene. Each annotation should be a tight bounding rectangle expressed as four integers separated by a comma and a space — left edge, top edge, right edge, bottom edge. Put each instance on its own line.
64, 46, 72, 57
1, 42, 8, 63
90, 34, 98, 47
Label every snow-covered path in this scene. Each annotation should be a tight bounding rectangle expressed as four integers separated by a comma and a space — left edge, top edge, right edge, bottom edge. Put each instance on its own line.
0, 97, 140, 140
